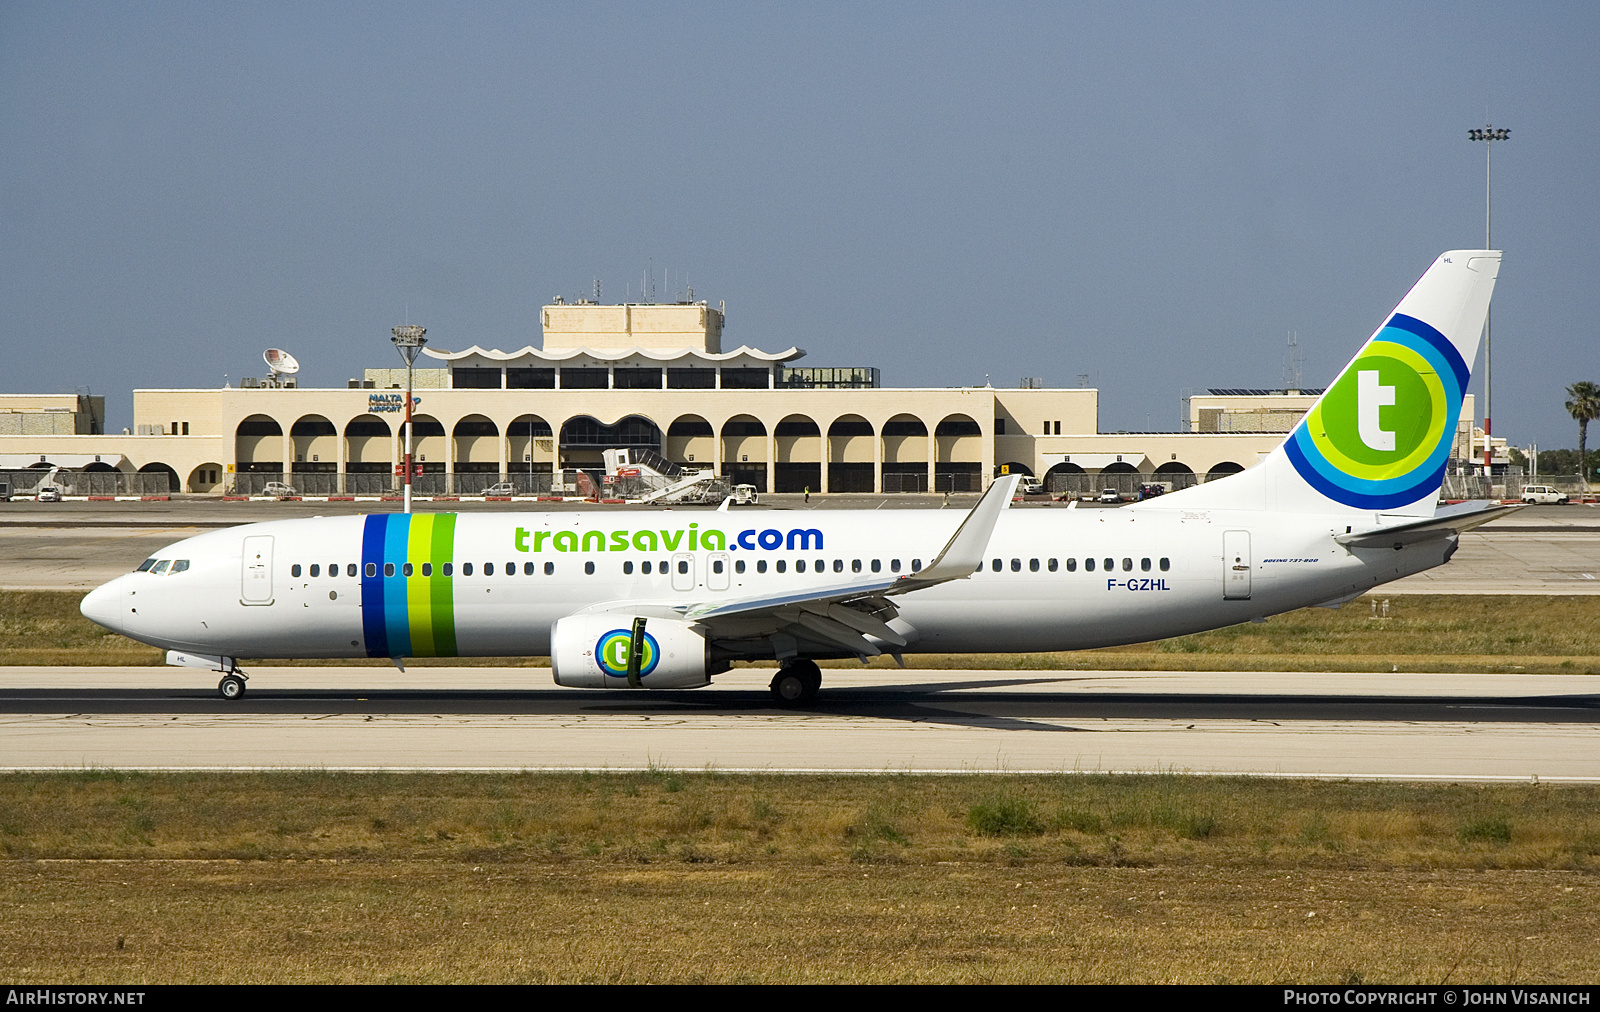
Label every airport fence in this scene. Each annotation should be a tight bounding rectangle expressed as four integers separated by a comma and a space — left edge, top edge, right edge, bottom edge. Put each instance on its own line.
1, 469, 172, 496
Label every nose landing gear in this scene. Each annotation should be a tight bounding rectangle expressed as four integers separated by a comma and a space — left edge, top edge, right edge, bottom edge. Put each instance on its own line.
218, 671, 248, 700
769, 659, 822, 705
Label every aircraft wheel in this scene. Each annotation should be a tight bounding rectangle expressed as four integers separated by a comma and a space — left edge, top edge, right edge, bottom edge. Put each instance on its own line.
769, 660, 821, 705
218, 674, 247, 700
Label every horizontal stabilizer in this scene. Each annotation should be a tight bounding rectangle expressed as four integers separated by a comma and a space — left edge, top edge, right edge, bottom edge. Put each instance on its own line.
1335, 501, 1523, 549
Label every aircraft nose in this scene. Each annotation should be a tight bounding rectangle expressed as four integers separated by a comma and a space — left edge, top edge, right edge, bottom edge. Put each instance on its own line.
80, 577, 125, 631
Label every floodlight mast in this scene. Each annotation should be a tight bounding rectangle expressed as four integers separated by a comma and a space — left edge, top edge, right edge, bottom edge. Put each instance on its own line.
1469, 124, 1509, 472
391, 325, 427, 514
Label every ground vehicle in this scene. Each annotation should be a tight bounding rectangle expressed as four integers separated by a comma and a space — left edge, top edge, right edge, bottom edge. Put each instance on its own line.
36, 485, 60, 502
0, 479, 11, 501
1520, 485, 1570, 504
1138, 483, 1166, 500
731, 484, 759, 505
1098, 488, 1122, 503
1015, 476, 1045, 496
80, 250, 1512, 705
262, 482, 297, 497
482, 482, 516, 497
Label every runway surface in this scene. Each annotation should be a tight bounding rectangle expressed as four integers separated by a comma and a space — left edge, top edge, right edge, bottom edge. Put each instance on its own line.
4, 667, 1597, 780
3, 499, 1596, 592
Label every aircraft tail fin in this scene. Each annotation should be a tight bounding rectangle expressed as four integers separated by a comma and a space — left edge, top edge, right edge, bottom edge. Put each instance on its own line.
1146, 250, 1501, 517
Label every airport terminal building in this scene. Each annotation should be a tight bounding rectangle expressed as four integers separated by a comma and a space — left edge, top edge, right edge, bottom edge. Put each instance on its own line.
0, 300, 1492, 496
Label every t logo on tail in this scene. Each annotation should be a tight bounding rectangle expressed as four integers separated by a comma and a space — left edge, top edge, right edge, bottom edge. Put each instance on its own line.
1357, 370, 1396, 452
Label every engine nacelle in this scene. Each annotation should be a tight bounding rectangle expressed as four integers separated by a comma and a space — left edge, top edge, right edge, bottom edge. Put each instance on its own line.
550, 615, 711, 689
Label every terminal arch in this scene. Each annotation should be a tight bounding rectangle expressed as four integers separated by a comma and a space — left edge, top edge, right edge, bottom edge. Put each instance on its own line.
452, 414, 500, 469
235, 414, 283, 471
137, 461, 179, 494
508, 414, 554, 474
1045, 461, 1086, 495
881, 414, 930, 492
187, 462, 225, 493
934, 414, 983, 493
290, 414, 338, 470
344, 415, 392, 470
402, 414, 447, 471
1154, 460, 1198, 490
995, 461, 1034, 477
1206, 461, 1245, 481
720, 415, 768, 491
559, 414, 661, 468
666, 415, 714, 467
774, 414, 821, 493
827, 414, 875, 493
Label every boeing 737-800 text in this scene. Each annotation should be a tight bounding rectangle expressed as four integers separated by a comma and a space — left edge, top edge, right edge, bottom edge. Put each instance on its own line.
80, 250, 1511, 702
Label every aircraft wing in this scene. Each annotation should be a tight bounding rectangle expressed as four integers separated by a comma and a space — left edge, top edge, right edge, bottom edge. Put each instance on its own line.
669, 474, 1022, 658
1335, 500, 1525, 549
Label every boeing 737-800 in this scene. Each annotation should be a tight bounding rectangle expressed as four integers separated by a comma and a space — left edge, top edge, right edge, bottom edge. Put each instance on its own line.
80, 250, 1511, 702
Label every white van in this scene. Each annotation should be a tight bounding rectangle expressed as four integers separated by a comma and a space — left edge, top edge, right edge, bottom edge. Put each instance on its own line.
1520, 485, 1570, 504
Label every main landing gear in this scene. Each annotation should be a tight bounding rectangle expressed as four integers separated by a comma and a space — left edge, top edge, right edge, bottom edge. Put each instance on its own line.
218, 671, 248, 700
769, 659, 822, 705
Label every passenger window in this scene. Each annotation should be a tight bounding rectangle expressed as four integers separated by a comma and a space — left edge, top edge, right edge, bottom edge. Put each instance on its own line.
544, 562, 554, 575
911, 559, 922, 572
834, 559, 844, 573
776, 560, 787, 573
1122, 558, 1132, 572
524, 562, 535, 575
815, 559, 824, 573
584, 561, 595, 575
506, 561, 516, 575
871, 559, 881, 573
1065, 558, 1075, 572
421, 563, 432, 577
891, 559, 901, 573
290, 564, 301, 577
136, 558, 157, 572
797, 560, 807, 573
484, 562, 494, 576
1104, 558, 1114, 572
713, 559, 724, 574
329, 562, 339, 577
463, 562, 473, 576
642, 561, 652, 575
678, 560, 689, 574
365, 563, 377, 578
1030, 558, 1040, 573
152, 560, 171, 575
384, 563, 395, 577
756, 560, 767, 574
1047, 558, 1057, 572
1011, 558, 1021, 572
443, 563, 453, 577
1141, 558, 1151, 572
735, 560, 745, 574
623, 561, 634, 575
1085, 558, 1095, 572
172, 560, 190, 574
992, 559, 1002, 572
852, 559, 861, 573
310, 564, 320, 577
348, 563, 358, 577
402, 563, 413, 577
660, 559, 668, 573
1160, 558, 1170, 571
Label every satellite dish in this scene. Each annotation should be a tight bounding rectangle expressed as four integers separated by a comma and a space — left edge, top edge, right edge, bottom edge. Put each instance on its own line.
264, 349, 300, 376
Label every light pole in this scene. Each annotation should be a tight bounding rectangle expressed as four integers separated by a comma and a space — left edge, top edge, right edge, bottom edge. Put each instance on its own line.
391, 325, 427, 514
1468, 124, 1509, 473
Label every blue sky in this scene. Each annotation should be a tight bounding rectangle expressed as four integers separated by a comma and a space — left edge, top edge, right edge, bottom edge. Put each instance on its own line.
3, 2, 1596, 448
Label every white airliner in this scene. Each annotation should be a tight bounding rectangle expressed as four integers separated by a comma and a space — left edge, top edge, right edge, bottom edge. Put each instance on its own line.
81, 250, 1512, 703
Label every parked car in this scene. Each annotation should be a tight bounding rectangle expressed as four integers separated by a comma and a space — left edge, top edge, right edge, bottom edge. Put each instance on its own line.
731, 484, 759, 505
1014, 476, 1045, 496
36, 485, 61, 502
262, 482, 297, 497
1098, 488, 1122, 503
481, 481, 515, 496
1520, 485, 1570, 504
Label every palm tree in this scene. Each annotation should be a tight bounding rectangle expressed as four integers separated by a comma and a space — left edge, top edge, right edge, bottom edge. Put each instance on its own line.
1566, 381, 1600, 493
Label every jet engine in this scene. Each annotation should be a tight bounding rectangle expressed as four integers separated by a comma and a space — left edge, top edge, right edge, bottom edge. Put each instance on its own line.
550, 614, 711, 689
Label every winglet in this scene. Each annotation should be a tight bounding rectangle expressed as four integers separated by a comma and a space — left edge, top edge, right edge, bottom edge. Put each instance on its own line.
895, 474, 1019, 587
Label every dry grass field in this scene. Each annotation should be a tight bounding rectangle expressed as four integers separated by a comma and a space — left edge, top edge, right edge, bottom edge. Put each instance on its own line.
3, 772, 1599, 983
4, 590, 1599, 672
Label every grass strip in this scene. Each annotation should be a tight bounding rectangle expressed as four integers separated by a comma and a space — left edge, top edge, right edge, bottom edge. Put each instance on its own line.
3, 771, 1598, 983
6, 590, 1599, 672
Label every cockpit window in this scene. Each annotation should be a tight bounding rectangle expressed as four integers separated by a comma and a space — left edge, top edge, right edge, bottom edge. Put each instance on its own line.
171, 560, 190, 574
149, 560, 171, 575
136, 558, 157, 572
